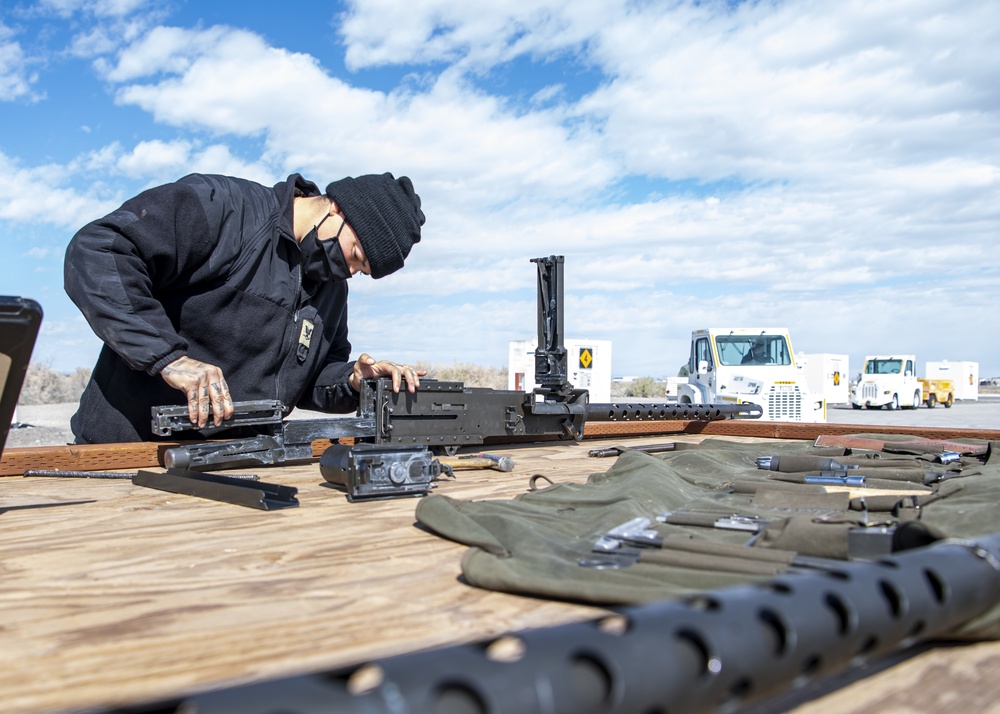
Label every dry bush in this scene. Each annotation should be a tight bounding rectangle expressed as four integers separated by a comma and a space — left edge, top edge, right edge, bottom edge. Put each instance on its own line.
416, 362, 667, 397
415, 362, 508, 389
611, 377, 664, 398
17, 361, 510, 404
18, 361, 676, 404
19, 363, 92, 405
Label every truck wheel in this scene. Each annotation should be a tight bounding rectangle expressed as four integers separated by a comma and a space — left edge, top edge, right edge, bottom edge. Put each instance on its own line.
945, 394, 954, 408
927, 394, 937, 408
888, 394, 899, 411
852, 403, 862, 410
910, 391, 921, 409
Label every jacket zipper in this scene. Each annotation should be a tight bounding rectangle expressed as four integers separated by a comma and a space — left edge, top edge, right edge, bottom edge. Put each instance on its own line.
277, 244, 303, 402
292, 262, 302, 323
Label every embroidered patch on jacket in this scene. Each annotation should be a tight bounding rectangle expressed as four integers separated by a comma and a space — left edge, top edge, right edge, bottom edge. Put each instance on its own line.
299, 319, 314, 349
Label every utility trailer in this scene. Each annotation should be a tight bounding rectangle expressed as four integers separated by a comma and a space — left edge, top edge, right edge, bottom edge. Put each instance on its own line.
919, 378, 955, 408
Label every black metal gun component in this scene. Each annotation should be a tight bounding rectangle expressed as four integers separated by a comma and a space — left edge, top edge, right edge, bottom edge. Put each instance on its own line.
132, 469, 298, 510
319, 444, 449, 501
588, 443, 677, 457
361, 377, 537, 447
151, 400, 285, 437
532, 255, 569, 393
159, 414, 376, 471
152, 255, 760, 470
590, 401, 762, 422
100, 533, 1000, 714
157, 386, 759, 471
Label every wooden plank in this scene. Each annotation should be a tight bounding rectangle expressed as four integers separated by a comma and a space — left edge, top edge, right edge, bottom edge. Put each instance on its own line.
0, 439, 338, 477
814, 434, 991, 454
1, 438, 614, 713
5, 420, 999, 476
0, 440, 178, 475
582, 419, 1000, 442
2, 433, 999, 713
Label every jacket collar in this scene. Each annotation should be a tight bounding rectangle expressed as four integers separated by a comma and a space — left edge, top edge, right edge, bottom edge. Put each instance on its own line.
273, 174, 321, 243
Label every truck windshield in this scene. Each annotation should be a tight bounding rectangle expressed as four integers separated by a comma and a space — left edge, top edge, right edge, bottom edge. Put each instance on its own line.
715, 334, 792, 366
865, 359, 902, 375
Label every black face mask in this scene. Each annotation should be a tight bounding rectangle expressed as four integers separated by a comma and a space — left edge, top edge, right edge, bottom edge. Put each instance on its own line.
300, 223, 352, 285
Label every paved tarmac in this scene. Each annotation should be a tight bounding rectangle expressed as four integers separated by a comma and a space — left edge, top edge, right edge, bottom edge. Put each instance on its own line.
826, 395, 1000, 431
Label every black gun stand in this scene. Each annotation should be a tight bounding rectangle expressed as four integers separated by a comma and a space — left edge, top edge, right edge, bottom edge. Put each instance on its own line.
527, 256, 589, 435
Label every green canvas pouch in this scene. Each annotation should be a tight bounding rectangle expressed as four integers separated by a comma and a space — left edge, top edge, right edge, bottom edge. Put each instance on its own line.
415, 436, 1000, 638
417, 439, 850, 603
421, 449, 772, 605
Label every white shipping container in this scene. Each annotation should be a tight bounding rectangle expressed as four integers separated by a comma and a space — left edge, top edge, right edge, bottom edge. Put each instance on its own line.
925, 361, 979, 401
509, 339, 613, 403
796, 353, 850, 405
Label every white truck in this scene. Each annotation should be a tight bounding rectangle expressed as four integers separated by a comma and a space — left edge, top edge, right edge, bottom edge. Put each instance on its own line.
851, 355, 922, 410
678, 328, 826, 422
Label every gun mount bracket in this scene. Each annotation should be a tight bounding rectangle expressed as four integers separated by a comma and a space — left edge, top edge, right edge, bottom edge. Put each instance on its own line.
133, 468, 298, 510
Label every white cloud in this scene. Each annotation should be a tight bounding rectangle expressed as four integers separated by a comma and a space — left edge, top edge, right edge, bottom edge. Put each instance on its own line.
111, 27, 350, 147
68, 25, 122, 58
338, 0, 611, 70
3, 0, 999, 377
0, 151, 117, 229
104, 25, 232, 82
115, 138, 192, 175
0, 24, 38, 101
574, 0, 1000, 187
92, 0, 150, 17
110, 139, 271, 183
105, 25, 616, 208
38, 0, 151, 19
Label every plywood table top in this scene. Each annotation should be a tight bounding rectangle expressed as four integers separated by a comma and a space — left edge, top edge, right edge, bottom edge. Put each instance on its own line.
2, 434, 998, 714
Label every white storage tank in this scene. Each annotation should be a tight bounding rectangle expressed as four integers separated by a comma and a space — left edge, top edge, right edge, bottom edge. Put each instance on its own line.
796, 353, 850, 405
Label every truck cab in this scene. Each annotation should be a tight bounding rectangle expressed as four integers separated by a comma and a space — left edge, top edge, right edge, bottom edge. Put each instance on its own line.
678, 328, 826, 422
852, 355, 922, 410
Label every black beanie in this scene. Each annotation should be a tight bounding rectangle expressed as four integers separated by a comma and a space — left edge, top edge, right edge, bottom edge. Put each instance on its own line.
325, 173, 425, 279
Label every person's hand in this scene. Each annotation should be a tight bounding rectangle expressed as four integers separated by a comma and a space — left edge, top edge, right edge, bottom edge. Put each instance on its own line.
349, 353, 426, 393
160, 356, 234, 428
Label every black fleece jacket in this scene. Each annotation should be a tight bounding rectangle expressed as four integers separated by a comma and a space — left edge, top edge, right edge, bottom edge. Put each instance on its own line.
65, 173, 360, 443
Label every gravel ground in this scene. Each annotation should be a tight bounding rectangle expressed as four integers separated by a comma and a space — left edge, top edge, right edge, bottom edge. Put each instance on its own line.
6, 396, 1000, 449
5, 402, 334, 448
7, 402, 78, 448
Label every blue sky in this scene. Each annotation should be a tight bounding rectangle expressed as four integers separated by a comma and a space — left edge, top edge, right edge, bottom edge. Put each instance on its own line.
2, 0, 999, 384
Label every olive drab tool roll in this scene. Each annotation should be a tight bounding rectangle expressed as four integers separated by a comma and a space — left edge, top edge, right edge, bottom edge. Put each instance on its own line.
415, 436, 1000, 639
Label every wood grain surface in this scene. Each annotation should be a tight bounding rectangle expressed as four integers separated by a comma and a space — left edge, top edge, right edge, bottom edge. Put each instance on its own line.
4, 419, 999, 476
3, 434, 1000, 714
